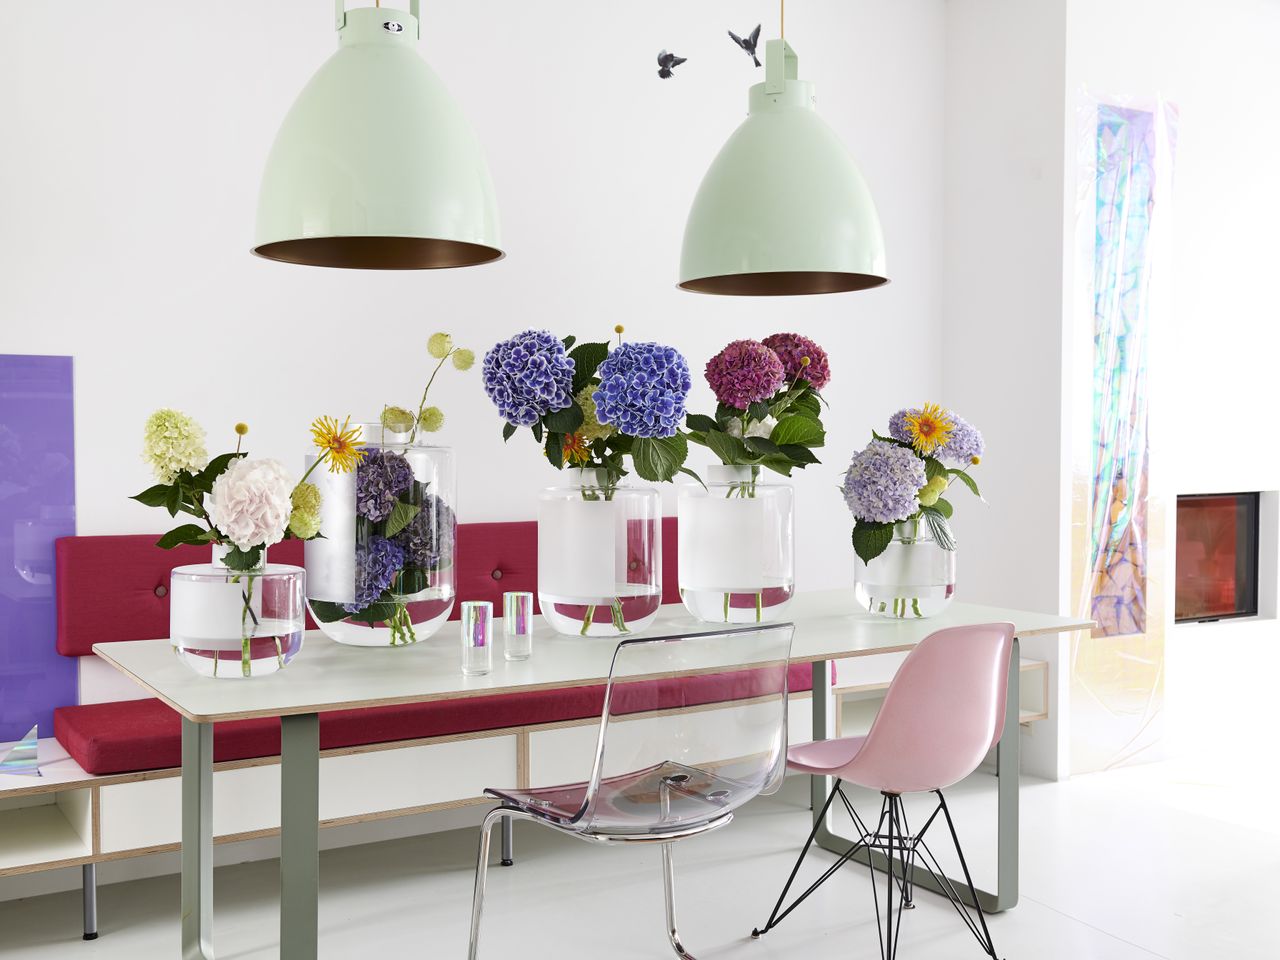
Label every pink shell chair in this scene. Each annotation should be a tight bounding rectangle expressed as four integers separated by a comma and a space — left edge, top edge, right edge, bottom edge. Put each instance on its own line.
752, 622, 1015, 960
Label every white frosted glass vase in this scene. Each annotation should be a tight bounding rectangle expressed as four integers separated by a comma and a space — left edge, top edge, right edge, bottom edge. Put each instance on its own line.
853, 518, 956, 618
538, 468, 662, 637
678, 464, 795, 623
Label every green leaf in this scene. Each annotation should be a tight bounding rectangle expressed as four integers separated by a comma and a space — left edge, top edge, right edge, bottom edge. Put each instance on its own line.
715, 402, 745, 426
343, 601, 400, 626
164, 483, 182, 517
192, 452, 243, 493
872, 430, 913, 449
502, 422, 517, 442
770, 416, 823, 447
948, 468, 982, 498
306, 599, 352, 623
685, 413, 719, 433
544, 401, 585, 434
924, 456, 947, 482
704, 429, 749, 465
131, 483, 174, 508
852, 522, 894, 565
921, 510, 957, 550
568, 342, 610, 394
561, 335, 576, 351
779, 444, 820, 465
748, 401, 771, 422
383, 500, 420, 538
791, 390, 821, 419
155, 524, 209, 550
394, 566, 430, 596
758, 455, 794, 477
631, 434, 689, 483
933, 496, 954, 519
531, 421, 543, 443
677, 466, 706, 489
744, 436, 782, 457
219, 544, 263, 572
544, 432, 564, 469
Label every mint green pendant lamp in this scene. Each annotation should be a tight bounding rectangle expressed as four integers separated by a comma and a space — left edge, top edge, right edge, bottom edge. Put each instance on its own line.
679, 37, 887, 296
253, 1, 502, 269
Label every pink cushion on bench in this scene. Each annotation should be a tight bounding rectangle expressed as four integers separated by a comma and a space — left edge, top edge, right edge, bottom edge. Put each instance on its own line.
54, 663, 815, 776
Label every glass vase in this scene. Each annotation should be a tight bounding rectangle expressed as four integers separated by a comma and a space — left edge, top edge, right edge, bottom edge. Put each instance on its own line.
537, 468, 661, 637
853, 518, 956, 618
169, 546, 305, 678
305, 426, 456, 646
677, 464, 795, 623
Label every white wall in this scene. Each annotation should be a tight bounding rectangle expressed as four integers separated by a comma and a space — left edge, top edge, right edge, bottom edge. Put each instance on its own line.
0, 0, 947, 594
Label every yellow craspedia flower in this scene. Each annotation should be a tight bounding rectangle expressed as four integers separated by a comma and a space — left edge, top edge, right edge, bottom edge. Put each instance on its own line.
288, 509, 321, 541
418, 406, 445, 432
904, 403, 954, 456
291, 481, 321, 516
614, 324, 625, 335
143, 408, 209, 484
310, 415, 365, 473
576, 385, 615, 442
917, 475, 947, 507
451, 348, 475, 371
380, 405, 416, 433
970, 455, 981, 465
234, 422, 249, 436
427, 332, 453, 359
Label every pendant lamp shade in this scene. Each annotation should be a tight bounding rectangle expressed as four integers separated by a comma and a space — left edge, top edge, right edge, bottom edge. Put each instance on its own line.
253, 3, 501, 269
679, 40, 886, 296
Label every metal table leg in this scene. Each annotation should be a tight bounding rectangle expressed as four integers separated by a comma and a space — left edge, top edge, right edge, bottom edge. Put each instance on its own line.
280, 713, 320, 960
181, 718, 215, 959
82, 863, 98, 941
810, 639, 1021, 913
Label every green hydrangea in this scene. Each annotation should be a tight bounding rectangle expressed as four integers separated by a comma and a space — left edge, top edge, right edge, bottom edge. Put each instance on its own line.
427, 333, 453, 359
418, 406, 445, 432
143, 408, 209, 484
380, 405, 416, 433
577, 385, 615, 442
451, 348, 475, 371
288, 509, 321, 540
291, 481, 321, 516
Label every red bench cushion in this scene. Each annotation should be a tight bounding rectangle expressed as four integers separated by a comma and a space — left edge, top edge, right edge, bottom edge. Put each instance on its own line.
54, 663, 815, 776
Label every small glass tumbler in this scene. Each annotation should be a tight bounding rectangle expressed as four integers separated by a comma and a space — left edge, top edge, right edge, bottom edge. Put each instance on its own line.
503, 591, 534, 661
460, 601, 493, 677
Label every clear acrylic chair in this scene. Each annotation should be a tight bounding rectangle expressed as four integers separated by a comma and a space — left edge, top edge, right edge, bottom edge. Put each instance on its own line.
751, 622, 1015, 960
467, 623, 795, 959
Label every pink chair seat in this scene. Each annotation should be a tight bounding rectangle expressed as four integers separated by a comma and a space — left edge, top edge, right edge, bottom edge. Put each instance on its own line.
786, 736, 866, 775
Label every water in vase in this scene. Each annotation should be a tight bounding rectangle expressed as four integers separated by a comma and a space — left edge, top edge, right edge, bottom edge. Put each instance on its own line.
173, 618, 305, 679
538, 585, 662, 637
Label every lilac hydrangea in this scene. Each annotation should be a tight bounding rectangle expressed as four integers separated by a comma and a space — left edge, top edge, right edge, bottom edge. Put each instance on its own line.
392, 494, 456, 570
592, 342, 692, 438
355, 449, 414, 522
842, 440, 926, 524
936, 415, 985, 464
887, 408, 917, 444
761, 333, 831, 391
704, 339, 786, 410
482, 330, 575, 427
344, 536, 404, 612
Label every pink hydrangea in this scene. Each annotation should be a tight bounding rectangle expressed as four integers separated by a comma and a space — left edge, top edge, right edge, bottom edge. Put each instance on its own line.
762, 332, 831, 391
704, 339, 786, 410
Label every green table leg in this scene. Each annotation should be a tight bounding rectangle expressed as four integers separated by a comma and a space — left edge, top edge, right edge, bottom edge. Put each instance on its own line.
810, 639, 1021, 913
181, 718, 215, 960
280, 713, 320, 960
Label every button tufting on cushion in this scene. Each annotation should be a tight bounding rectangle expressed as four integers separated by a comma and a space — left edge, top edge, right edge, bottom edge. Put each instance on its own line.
154, 585, 167, 598
491, 569, 503, 580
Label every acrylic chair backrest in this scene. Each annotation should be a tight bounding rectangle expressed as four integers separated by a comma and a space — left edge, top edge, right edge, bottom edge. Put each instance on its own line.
576, 623, 795, 836
852, 622, 1015, 795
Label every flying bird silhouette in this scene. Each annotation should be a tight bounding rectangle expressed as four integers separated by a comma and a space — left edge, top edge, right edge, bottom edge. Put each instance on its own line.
729, 24, 762, 67
657, 49, 687, 79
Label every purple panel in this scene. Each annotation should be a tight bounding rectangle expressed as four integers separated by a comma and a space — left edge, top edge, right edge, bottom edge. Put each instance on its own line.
0, 355, 77, 742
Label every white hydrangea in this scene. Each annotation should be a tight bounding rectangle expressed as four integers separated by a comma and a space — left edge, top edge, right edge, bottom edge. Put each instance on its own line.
207, 458, 294, 551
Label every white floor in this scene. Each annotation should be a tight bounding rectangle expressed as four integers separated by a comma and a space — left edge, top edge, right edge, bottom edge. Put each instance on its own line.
1, 764, 1276, 959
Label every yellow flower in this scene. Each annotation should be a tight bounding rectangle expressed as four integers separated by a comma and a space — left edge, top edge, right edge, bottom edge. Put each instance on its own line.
614, 324, 625, 335
576, 385, 615, 442
310, 415, 365, 473
561, 432, 591, 466
234, 422, 249, 436
380, 405, 416, 433
904, 403, 954, 456
288, 509, 321, 540
970, 455, 981, 465
427, 333, 453, 359
451, 348, 475, 371
291, 481, 321, 516
418, 406, 445, 432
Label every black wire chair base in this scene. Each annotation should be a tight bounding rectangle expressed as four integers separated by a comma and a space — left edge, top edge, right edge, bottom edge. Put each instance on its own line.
750, 781, 1000, 960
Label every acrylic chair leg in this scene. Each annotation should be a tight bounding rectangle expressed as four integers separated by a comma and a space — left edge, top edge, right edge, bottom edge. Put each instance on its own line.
500, 814, 514, 867
661, 842, 696, 959
937, 791, 999, 958
82, 863, 98, 941
468, 808, 508, 960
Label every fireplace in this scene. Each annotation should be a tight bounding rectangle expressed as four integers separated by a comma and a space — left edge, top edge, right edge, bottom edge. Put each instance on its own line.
1175, 493, 1259, 623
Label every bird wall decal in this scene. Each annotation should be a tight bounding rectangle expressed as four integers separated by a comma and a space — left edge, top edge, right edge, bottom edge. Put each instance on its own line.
728, 25, 762, 67
657, 49, 687, 79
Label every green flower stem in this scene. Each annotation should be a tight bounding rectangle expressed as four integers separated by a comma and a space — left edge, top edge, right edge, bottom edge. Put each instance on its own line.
409, 352, 451, 444
611, 598, 629, 634
296, 449, 329, 487
239, 575, 257, 677
387, 603, 417, 646
581, 605, 596, 635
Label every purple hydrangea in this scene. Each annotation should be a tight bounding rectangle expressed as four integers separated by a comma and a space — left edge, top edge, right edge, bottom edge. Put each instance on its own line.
704, 339, 787, 410
392, 494, 457, 569
842, 440, 926, 524
355, 449, 414, 522
482, 330, 575, 427
592, 342, 692, 438
936, 415, 985, 464
761, 333, 831, 391
344, 536, 404, 612
887, 408, 917, 444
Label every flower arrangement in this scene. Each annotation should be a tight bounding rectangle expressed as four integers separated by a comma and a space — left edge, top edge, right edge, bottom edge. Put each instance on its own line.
685, 332, 829, 485
304, 333, 466, 646
484, 326, 695, 490
844, 403, 984, 564
131, 410, 360, 674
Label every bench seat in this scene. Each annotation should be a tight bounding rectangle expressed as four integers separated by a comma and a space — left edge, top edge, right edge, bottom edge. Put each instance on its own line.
54, 664, 815, 776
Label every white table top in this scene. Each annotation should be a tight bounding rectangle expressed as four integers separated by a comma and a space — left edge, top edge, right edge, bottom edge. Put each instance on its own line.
92, 590, 1092, 724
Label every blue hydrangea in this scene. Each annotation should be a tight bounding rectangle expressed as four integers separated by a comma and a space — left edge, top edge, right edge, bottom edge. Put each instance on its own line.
482, 330, 575, 427
592, 342, 692, 439
842, 441, 926, 524
345, 536, 405, 612
354, 449, 414, 522
936, 415, 984, 464
392, 494, 456, 570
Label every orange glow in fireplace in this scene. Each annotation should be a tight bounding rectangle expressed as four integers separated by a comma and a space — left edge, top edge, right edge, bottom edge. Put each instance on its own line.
1175, 494, 1259, 622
